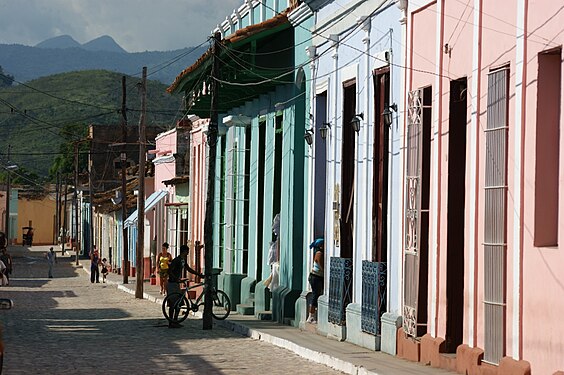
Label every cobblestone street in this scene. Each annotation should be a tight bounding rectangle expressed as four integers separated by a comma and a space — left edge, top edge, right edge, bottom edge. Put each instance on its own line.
0, 246, 342, 374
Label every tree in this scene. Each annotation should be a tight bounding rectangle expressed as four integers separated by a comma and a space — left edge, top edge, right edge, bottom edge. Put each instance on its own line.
0, 66, 14, 87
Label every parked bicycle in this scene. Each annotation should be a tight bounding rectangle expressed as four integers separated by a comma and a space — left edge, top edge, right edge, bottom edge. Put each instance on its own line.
162, 277, 231, 323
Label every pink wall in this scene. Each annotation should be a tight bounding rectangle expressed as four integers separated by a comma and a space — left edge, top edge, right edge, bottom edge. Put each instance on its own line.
477, 0, 519, 359
521, 0, 564, 372
189, 119, 209, 273
189, 120, 208, 243
154, 129, 178, 194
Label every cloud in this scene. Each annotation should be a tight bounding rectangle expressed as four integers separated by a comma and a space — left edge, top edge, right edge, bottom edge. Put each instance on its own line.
0, 0, 242, 51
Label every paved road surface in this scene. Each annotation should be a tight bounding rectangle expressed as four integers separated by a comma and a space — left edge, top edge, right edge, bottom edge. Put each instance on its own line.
0, 245, 342, 374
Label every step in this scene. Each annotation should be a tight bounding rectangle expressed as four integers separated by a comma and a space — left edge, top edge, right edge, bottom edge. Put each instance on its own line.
255, 310, 272, 321
236, 303, 255, 315
301, 321, 318, 334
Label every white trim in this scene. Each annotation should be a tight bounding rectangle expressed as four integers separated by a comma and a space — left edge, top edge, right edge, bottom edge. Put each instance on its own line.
467, 0, 481, 348
512, 0, 526, 359
316, 79, 329, 95
288, 2, 313, 26
429, 0, 443, 338
155, 127, 177, 141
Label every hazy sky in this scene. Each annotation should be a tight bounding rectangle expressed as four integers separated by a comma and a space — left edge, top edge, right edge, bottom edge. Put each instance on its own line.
0, 0, 242, 52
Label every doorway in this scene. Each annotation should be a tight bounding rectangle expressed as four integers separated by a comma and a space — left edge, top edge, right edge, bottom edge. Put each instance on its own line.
445, 78, 467, 352
340, 80, 356, 259
373, 69, 389, 264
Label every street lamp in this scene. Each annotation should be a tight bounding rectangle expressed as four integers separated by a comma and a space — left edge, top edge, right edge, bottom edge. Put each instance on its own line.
304, 128, 314, 146
319, 122, 331, 140
351, 113, 364, 133
5, 164, 18, 244
382, 103, 398, 127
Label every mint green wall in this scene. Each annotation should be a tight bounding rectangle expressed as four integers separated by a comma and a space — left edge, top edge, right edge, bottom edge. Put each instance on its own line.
247, 116, 260, 278
261, 111, 276, 280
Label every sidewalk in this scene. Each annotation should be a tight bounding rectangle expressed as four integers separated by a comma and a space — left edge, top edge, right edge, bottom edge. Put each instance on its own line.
79, 261, 454, 375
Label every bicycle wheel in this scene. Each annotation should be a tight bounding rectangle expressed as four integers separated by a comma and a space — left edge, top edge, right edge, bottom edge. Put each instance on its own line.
211, 289, 231, 320
162, 293, 190, 323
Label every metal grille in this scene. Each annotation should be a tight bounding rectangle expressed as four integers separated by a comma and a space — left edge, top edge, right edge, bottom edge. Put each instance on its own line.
403, 89, 423, 337
361, 261, 387, 335
328, 257, 353, 325
483, 67, 509, 364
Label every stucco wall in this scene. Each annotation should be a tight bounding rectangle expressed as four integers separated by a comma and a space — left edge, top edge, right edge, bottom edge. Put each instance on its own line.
521, 1, 564, 373
18, 197, 56, 245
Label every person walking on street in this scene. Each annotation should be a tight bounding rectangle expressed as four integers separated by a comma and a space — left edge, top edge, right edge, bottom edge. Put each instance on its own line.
0, 248, 13, 285
90, 246, 100, 283
46, 247, 57, 278
157, 242, 172, 295
167, 244, 203, 328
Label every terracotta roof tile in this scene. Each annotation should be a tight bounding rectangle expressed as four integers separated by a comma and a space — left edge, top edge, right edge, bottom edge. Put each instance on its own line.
167, 7, 293, 94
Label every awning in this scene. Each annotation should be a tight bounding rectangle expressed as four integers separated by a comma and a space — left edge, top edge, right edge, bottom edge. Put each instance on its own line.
124, 190, 168, 228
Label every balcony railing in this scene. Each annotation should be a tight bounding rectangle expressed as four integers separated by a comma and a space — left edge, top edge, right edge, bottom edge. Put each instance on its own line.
328, 257, 353, 325
361, 261, 387, 335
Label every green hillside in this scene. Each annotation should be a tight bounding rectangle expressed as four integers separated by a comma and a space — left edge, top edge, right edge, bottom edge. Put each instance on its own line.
0, 70, 182, 179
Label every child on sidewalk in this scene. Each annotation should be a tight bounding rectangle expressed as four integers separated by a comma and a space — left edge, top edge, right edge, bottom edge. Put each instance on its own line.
101, 258, 110, 283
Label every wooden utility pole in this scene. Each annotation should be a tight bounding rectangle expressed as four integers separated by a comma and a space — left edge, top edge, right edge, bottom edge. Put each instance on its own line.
88, 142, 94, 258
121, 75, 129, 284
62, 177, 68, 255
74, 142, 79, 265
135, 67, 147, 299
203, 32, 221, 330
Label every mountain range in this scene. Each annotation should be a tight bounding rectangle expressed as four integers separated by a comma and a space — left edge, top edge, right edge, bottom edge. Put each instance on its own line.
0, 35, 206, 85
36, 35, 127, 53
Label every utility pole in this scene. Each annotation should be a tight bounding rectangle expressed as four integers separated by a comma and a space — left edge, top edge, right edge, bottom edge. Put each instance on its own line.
62, 177, 68, 255
135, 67, 147, 299
74, 142, 79, 265
88, 142, 94, 259
5, 145, 11, 244
121, 75, 129, 284
203, 32, 221, 330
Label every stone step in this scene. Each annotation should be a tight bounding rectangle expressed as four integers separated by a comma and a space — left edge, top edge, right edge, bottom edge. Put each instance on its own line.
301, 321, 318, 334
255, 310, 272, 320
236, 303, 255, 315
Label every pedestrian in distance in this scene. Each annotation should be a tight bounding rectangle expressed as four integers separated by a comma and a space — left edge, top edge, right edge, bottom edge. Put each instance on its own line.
90, 246, 100, 283
0, 248, 13, 285
307, 238, 324, 324
46, 247, 57, 279
166, 244, 203, 328
157, 242, 173, 295
101, 257, 110, 283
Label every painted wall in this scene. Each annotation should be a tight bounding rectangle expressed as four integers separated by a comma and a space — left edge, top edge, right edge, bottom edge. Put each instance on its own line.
18, 196, 56, 245
313, 0, 404, 314
521, 0, 564, 372
189, 118, 209, 274
407, 0, 564, 371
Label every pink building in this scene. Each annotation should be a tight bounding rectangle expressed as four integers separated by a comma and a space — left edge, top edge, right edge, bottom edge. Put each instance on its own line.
188, 118, 209, 276
151, 120, 192, 281
398, 1, 563, 374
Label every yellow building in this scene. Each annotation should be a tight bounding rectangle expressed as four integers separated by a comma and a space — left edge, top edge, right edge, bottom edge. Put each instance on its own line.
17, 194, 56, 246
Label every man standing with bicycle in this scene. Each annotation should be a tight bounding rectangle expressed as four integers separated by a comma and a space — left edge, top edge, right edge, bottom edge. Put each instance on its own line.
167, 244, 203, 328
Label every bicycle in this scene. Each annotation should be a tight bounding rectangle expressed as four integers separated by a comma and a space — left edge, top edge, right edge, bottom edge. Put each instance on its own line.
162, 277, 231, 323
